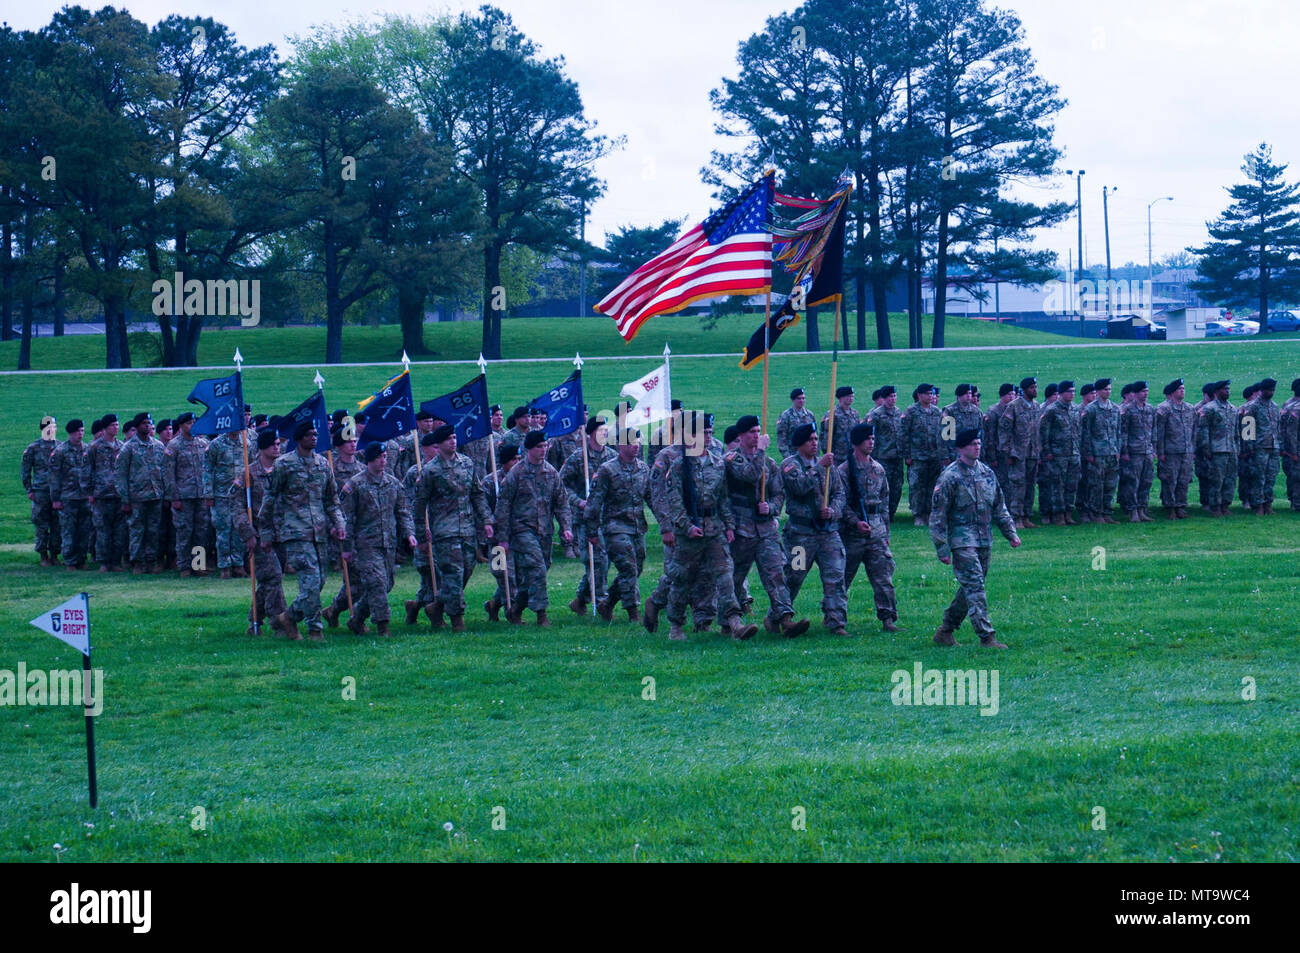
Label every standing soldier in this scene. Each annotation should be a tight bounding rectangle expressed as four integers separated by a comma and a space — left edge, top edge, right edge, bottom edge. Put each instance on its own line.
49, 419, 93, 570
866, 385, 904, 522
1073, 383, 1096, 520
115, 414, 168, 573
483, 444, 521, 621
562, 416, 617, 616
164, 412, 210, 576
902, 383, 944, 526
1154, 379, 1196, 519
941, 384, 984, 463
1193, 381, 1217, 510
1235, 384, 1259, 511
1038, 381, 1080, 525
586, 427, 653, 623
156, 418, 176, 568
205, 427, 250, 579
777, 388, 816, 459
930, 429, 1021, 649
839, 422, 900, 633
983, 384, 1015, 478
233, 429, 289, 637
22, 415, 62, 565
494, 430, 572, 626
258, 422, 346, 641
1242, 378, 1281, 515
1080, 379, 1121, 523
1196, 380, 1237, 517
998, 376, 1041, 529
781, 424, 849, 637
86, 414, 126, 571
400, 432, 440, 625
1118, 381, 1157, 522
820, 386, 860, 466
339, 444, 418, 637
414, 424, 494, 632
725, 414, 809, 638
1281, 378, 1300, 511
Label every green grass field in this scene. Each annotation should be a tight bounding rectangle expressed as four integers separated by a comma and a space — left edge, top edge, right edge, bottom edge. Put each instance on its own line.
2, 319, 1298, 861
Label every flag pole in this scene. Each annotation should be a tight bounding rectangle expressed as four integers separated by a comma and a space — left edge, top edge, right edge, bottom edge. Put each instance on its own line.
574, 354, 598, 616
823, 299, 841, 506
760, 291, 771, 502
235, 353, 259, 634
83, 592, 97, 809
318, 371, 353, 615
423, 505, 440, 629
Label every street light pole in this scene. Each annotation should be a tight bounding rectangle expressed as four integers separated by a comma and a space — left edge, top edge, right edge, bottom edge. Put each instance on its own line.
1102, 185, 1117, 316
1066, 168, 1086, 336
1147, 196, 1174, 279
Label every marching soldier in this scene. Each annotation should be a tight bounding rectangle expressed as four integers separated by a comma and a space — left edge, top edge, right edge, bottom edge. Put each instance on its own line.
1154, 378, 1196, 518
483, 444, 521, 621
164, 412, 211, 575
866, 385, 904, 521
1196, 380, 1237, 517
902, 383, 944, 526
1080, 378, 1121, 523
22, 416, 61, 565
941, 384, 984, 462
86, 414, 126, 571
339, 444, 418, 637
326, 428, 364, 570
820, 385, 860, 466
562, 416, 617, 615
586, 427, 653, 622
644, 399, 684, 464
401, 432, 440, 625
1118, 381, 1157, 522
49, 419, 93, 570
258, 422, 346, 641
1282, 379, 1300, 510
494, 430, 572, 626
726, 414, 809, 638
781, 423, 849, 637
233, 429, 289, 637
465, 404, 506, 481
500, 405, 534, 454
1038, 381, 1080, 525
414, 424, 494, 632
839, 422, 900, 633
115, 414, 168, 572
930, 428, 1021, 649
205, 427, 250, 578
1242, 378, 1281, 515
998, 376, 1041, 529
777, 387, 817, 459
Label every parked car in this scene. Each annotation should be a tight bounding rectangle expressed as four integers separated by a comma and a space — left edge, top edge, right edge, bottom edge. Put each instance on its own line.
1205, 319, 1258, 337
1267, 310, 1300, 331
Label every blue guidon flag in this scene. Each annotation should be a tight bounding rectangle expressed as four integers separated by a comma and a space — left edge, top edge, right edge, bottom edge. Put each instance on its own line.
274, 390, 331, 452
530, 371, 585, 437
420, 374, 492, 445
187, 371, 244, 436
356, 370, 416, 446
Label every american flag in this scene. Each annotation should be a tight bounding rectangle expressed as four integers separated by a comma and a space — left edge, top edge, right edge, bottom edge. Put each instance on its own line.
596, 175, 773, 341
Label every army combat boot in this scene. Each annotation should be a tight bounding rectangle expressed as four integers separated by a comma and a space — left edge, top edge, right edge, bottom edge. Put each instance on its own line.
536, 610, 551, 627
568, 594, 588, 616
347, 614, 369, 635
726, 616, 758, 640
451, 615, 466, 633
642, 598, 659, 633
933, 624, 958, 647
779, 615, 810, 638
278, 611, 302, 641
979, 634, 1009, 649
668, 623, 687, 641
404, 600, 420, 625
596, 593, 615, 622
881, 619, 903, 633
626, 605, 641, 623
376, 620, 391, 637
426, 603, 445, 628
484, 598, 500, 622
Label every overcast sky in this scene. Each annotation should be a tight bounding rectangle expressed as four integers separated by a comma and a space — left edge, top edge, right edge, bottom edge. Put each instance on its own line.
11, 0, 1300, 271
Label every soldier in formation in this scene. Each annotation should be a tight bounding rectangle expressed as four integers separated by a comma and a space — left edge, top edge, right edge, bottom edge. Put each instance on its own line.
839, 423, 899, 633
339, 443, 418, 637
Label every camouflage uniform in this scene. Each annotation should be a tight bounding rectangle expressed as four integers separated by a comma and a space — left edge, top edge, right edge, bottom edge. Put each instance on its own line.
341, 469, 415, 625
326, 454, 364, 570
982, 400, 1010, 488
1240, 395, 1280, 508
997, 394, 1041, 519
494, 457, 571, 613
114, 432, 167, 566
646, 446, 718, 623
865, 403, 904, 520
484, 472, 517, 609
465, 431, 505, 482
1038, 400, 1080, 519
941, 401, 985, 462
820, 404, 861, 466
49, 437, 93, 566
87, 435, 126, 568
549, 430, 582, 472
231, 461, 287, 627
560, 442, 617, 605
404, 457, 437, 610
659, 445, 743, 627
725, 446, 794, 623
500, 426, 532, 455
1080, 398, 1121, 517
21, 436, 60, 558
587, 455, 652, 612
1154, 397, 1197, 509
1118, 402, 1156, 516
838, 454, 897, 625
780, 452, 848, 630
204, 433, 249, 570
1195, 397, 1238, 509
415, 452, 491, 618
1281, 395, 1300, 509
901, 402, 944, 520
257, 450, 344, 632
930, 458, 1018, 641
164, 432, 211, 569
777, 405, 817, 459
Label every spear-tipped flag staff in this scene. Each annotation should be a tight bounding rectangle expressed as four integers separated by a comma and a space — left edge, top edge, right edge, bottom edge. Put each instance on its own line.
574, 353, 599, 617
234, 350, 259, 631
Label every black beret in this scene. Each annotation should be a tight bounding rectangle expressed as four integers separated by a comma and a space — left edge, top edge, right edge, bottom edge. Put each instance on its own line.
90, 418, 104, 435
850, 422, 875, 445
919, 383, 938, 395
1260, 378, 1277, 389
791, 423, 816, 448
954, 427, 982, 448
1120, 383, 1133, 397
1080, 383, 1095, 396
432, 423, 455, 443
879, 385, 896, 397
489, 404, 502, 414
332, 429, 347, 448
1214, 379, 1231, 391
505, 415, 516, 428
364, 442, 385, 463
703, 413, 715, 429
1094, 378, 1112, 389
670, 399, 683, 411
1243, 384, 1257, 399
354, 410, 369, 424
416, 410, 434, 422
998, 383, 1015, 397
1058, 380, 1075, 392
293, 420, 315, 441
157, 418, 172, 431
244, 403, 252, 413
871, 388, 882, 401
1020, 376, 1036, 389
1201, 382, 1216, 395
836, 386, 854, 398
134, 413, 152, 427
1163, 379, 1182, 395
257, 428, 278, 450
513, 405, 530, 419
529, 406, 542, 415
1132, 380, 1148, 392
102, 413, 118, 425
66, 418, 84, 433
253, 414, 268, 426
421, 433, 438, 446
954, 383, 972, 397
1043, 383, 1058, 398
524, 430, 547, 450
789, 388, 805, 400
331, 409, 348, 425
175, 411, 195, 426
585, 416, 606, 435
736, 414, 760, 433
1292, 378, 1300, 395
499, 445, 519, 465
723, 425, 740, 445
